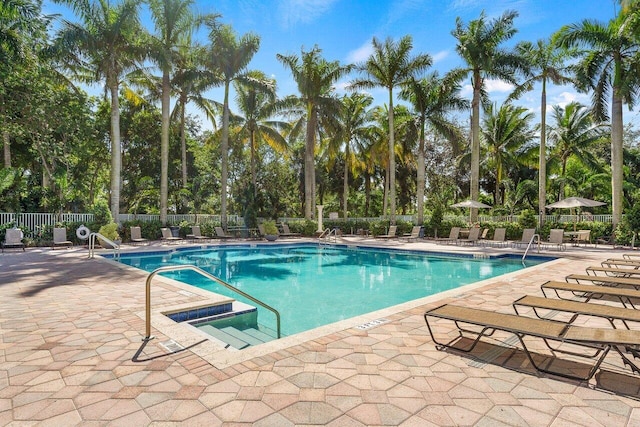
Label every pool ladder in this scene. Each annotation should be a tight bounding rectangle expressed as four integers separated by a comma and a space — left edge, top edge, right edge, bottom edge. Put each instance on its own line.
143, 265, 281, 342
318, 227, 338, 243
88, 232, 120, 260
522, 233, 541, 263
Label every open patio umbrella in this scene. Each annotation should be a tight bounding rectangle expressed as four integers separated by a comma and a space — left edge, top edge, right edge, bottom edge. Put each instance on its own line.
451, 200, 491, 223
546, 197, 606, 230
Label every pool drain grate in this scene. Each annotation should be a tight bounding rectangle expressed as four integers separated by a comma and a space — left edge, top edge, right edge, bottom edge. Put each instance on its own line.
159, 340, 184, 353
355, 318, 390, 330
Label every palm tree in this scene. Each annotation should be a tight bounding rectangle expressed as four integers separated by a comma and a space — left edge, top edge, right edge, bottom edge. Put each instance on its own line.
206, 24, 260, 228
555, 14, 640, 227
399, 71, 468, 225
171, 38, 215, 190
327, 92, 373, 219
147, 0, 205, 224
547, 102, 608, 198
350, 35, 431, 224
54, 0, 143, 219
511, 38, 574, 224
233, 70, 288, 196
277, 46, 352, 219
451, 10, 525, 222
482, 103, 537, 205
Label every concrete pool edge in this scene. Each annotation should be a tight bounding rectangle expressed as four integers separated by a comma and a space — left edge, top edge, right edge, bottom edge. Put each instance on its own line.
97, 243, 563, 369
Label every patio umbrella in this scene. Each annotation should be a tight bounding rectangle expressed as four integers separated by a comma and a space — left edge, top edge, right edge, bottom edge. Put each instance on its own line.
451, 200, 491, 223
545, 197, 606, 230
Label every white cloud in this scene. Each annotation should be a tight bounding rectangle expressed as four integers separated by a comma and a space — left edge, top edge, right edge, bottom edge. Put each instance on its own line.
278, 0, 339, 28
549, 91, 590, 109
484, 79, 514, 93
432, 50, 449, 64
346, 41, 374, 64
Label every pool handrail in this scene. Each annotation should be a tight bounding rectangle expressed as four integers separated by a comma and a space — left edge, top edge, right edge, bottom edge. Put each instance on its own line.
88, 232, 120, 260
143, 265, 281, 342
522, 233, 541, 263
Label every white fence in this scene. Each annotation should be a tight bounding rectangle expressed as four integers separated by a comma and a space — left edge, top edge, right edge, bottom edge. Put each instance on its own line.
1, 212, 617, 238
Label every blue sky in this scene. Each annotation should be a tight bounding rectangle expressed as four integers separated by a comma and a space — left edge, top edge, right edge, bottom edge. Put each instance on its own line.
44, 0, 628, 130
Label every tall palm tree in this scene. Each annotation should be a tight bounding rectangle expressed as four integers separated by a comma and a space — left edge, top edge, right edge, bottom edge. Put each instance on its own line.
482, 103, 537, 205
148, 0, 204, 224
555, 15, 640, 227
233, 70, 288, 196
170, 38, 215, 190
547, 102, 608, 198
399, 71, 468, 225
511, 38, 574, 224
451, 10, 525, 222
350, 35, 431, 224
277, 46, 352, 219
327, 92, 373, 219
205, 24, 260, 229
54, 0, 143, 219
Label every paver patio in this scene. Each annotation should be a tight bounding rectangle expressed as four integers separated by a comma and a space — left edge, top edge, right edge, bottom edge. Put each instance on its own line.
1, 238, 640, 426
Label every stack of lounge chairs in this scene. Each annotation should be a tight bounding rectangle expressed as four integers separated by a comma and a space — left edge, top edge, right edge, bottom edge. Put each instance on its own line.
424, 253, 640, 381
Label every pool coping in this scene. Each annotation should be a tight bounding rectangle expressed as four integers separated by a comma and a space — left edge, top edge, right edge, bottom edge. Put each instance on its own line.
97, 241, 561, 369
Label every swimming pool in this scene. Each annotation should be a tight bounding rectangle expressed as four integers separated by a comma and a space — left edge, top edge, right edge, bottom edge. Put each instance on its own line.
116, 244, 549, 340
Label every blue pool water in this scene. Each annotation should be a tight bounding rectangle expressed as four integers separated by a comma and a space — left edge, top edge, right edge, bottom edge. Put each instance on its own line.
117, 244, 548, 337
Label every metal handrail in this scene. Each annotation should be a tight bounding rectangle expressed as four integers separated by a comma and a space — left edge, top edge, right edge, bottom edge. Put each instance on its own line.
522, 233, 541, 262
88, 232, 120, 260
318, 227, 338, 242
143, 265, 281, 341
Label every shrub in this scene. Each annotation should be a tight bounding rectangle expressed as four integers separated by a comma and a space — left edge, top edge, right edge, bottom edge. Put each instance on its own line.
518, 209, 537, 229
262, 220, 278, 235
98, 222, 120, 247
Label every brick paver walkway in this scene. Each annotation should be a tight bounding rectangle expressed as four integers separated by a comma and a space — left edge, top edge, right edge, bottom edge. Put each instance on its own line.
1, 241, 640, 426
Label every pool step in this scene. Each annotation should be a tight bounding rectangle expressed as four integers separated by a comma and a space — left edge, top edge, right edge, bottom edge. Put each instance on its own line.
198, 325, 272, 349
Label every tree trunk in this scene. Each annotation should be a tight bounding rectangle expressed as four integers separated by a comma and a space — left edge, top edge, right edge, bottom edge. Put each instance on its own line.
2, 131, 10, 168
109, 83, 121, 221
383, 165, 389, 216
221, 81, 230, 229
539, 80, 547, 226
304, 103, 316, 219
470, 71, 481, 222
343, 143, 349, 219
388, 89, 396, 225
611, 90, 624, 228
250, 128, 257, 196
364, 171, 371, 216
160, 71, 170, 225
416, 118, 426, 225
180, 94, 188, 189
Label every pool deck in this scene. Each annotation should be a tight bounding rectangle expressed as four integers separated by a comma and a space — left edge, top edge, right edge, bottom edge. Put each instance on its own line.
1, 237, 640, 426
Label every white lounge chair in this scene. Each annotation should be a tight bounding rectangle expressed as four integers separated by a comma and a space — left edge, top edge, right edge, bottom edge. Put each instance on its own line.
53, 227, 72, 249
2, 228, 25, 252
376, 225, 397, 239
130, 226, 149, 245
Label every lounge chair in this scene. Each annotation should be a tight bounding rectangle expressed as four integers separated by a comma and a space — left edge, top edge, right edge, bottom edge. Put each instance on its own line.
513, 295, 640, 329
623, 253, 640, 260
458, 227, 481, 246
2, 228, 25, 252
480, 228, 489, 240
130, 226, 149, 245
602, 259, 640, 269
540, 280, 640, 309
574, 229, 591, 247
511, 228, 536, 249
53, 227, 72, 249
375, 225, 397, 239
565, 273, 640, 290
586, 266, 640, 278
544, 229, 566, 251
402, 226, 422, 242
214, 226, 234, 240
161, 227, 181, 244
280, 223, 301, 238
434, 227, 460, 245
481, 228, 507, 247
186, 225, 209, 242
424, 303, 640, 380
